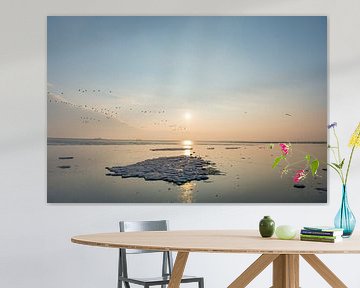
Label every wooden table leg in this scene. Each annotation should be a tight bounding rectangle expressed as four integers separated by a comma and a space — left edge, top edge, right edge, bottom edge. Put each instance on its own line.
228, 254, 279, 288
301, 254, 347, 288
229, 253, 347, 288
168, 252, 189, 288
272, 254, 299, 288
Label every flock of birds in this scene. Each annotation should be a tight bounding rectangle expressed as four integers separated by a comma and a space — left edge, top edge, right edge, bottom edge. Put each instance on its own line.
48, 89, 189, 131
78, 89, 112, 94
80, 116, 101, 124
48, 88, 294, 130
48, 92, 119, 120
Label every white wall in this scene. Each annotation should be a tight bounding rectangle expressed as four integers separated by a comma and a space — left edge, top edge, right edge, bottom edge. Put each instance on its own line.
1, 0, 360, 287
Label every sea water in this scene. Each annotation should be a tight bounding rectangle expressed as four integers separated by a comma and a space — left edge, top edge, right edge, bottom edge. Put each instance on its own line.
47, 138, 327, 203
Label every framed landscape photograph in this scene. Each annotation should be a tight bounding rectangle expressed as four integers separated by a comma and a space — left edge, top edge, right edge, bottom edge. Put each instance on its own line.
47, 16, 327, 203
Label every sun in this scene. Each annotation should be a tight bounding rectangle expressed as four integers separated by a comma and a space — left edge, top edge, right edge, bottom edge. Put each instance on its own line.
182, 140, 193, 146
184, 112, 192, 120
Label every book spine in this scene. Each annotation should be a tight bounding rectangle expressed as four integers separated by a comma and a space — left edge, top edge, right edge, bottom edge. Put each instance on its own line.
300, 237, 337, 243
300, 234, 337, 240
301, 230, 336, 236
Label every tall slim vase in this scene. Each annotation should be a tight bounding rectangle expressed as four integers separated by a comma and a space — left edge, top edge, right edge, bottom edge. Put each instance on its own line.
334, 185, 356, 237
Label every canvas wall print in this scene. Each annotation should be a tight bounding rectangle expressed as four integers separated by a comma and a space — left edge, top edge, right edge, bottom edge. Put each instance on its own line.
47, 16, 327, 203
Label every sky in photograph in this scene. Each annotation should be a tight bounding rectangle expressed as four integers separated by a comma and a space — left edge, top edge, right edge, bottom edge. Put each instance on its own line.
47, 16, 327, 141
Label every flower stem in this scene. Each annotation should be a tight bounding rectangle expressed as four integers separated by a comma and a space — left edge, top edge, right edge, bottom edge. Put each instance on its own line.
345, 130, 360, 185
330, 147, 338, 163
345, 145, 356, 185
333, 127, 345, 183
327, 163, 344, 181
333, 127, 342, 162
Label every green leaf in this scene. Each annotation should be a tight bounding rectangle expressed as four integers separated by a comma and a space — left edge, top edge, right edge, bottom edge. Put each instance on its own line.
328, 163, 341, 172
269, 143, 274, 149
332, 162, 341, 169
339, 158, 345, 169
305, 154, 311, 164
310, 159, 320, 176
272, 156, 284, 168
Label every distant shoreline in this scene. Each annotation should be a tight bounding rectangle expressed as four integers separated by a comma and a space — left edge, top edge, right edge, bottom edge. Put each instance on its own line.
47, 137, 327, 145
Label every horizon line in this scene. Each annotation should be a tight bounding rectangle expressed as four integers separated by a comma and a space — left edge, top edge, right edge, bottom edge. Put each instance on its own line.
47, 136, 327, 144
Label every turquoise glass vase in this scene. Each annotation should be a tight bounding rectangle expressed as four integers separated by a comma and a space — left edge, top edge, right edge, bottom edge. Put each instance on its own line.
334, 185, 356, 237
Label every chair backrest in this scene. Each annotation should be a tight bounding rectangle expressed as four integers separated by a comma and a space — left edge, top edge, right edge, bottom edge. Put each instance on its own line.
119, 220, 169, 254
118, 220, 174, 282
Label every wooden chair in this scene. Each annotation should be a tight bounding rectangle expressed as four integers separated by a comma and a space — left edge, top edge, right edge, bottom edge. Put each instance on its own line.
118, 220, 204, 288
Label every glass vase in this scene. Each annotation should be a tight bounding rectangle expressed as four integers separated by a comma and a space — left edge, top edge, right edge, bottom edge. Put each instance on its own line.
334, 185, 356, 237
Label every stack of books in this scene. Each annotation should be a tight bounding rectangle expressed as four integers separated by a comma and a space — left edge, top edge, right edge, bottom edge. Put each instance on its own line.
300, 226, 344, 243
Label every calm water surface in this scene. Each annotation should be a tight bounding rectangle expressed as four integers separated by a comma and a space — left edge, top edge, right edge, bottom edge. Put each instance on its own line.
47, 139, 327, 203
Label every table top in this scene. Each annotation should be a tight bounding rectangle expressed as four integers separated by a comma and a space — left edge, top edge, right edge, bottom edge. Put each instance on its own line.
71, 230, 360, 254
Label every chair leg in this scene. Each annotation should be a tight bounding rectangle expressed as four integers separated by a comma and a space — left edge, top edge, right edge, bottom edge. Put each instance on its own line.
118, 250, 122, 288
198, 278, 204, 288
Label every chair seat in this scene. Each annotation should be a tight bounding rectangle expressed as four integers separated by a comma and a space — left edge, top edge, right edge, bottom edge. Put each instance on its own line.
119, 274, 203, 286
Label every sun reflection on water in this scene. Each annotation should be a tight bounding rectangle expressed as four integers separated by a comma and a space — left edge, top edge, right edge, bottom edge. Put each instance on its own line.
182, 140, 193, 156
179, 181, 196, 203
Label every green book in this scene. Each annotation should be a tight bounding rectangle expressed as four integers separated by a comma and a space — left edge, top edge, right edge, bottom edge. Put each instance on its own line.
300, 234, 339, 240
300, 236, 342, 243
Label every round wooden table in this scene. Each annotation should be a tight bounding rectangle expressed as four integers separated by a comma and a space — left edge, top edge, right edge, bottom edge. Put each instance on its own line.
72, 230, 360, 288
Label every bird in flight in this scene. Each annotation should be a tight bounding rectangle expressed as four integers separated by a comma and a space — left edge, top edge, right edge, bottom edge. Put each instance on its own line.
285, 113, 292, 117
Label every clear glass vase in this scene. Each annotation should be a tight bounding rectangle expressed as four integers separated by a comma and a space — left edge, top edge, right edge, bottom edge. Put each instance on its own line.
334, 185, 356, 237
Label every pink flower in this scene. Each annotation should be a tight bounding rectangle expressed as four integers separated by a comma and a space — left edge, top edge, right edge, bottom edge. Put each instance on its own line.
293, 169, 306, 183
279, 143, 289, 155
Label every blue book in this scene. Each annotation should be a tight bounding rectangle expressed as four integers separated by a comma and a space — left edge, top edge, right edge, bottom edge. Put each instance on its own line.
302, 226, 343, 236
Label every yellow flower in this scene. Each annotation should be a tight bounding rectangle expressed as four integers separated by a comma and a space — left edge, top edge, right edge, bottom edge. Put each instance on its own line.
349, 122, 360, 147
